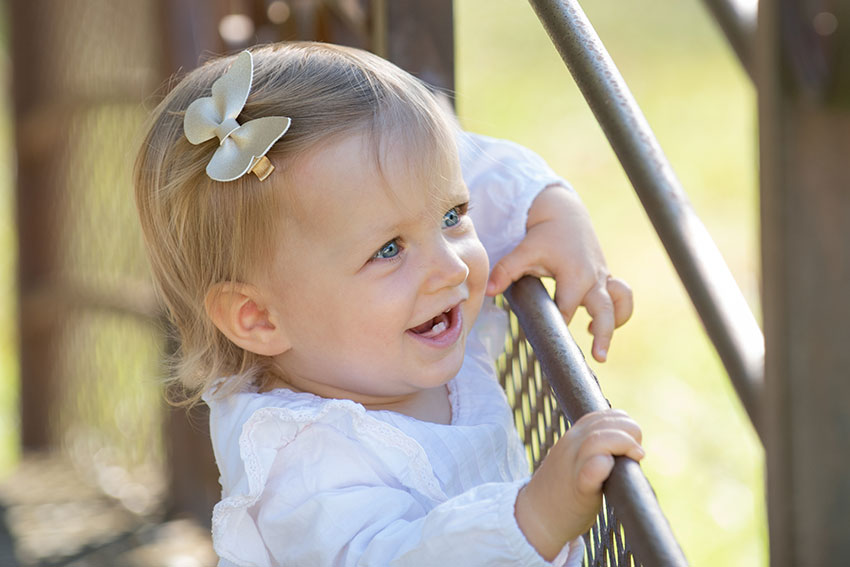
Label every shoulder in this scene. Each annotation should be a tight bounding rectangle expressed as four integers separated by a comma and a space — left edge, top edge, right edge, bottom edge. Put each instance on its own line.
205, 385, 446, 500
206, 387, 450, 564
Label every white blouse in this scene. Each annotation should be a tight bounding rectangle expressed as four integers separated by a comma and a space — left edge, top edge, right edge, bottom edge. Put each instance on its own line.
204, 133, 584, 567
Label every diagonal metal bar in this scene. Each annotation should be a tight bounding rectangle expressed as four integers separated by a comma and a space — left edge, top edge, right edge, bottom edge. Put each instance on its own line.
701, 0, 758, 80
505, 277, 689, 567
527, 0, 765, 443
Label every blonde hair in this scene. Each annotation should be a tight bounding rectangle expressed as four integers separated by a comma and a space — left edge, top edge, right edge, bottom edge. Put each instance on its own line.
134, 42, 457, 404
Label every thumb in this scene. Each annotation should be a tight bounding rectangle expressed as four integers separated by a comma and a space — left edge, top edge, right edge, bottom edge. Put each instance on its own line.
486, 246, 540, 296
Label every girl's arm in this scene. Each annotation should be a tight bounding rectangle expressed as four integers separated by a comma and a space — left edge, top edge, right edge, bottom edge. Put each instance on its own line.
459, 132, 632, 362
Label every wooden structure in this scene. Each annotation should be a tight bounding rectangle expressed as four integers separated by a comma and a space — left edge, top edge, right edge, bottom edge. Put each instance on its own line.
758, 2, 850, 564
7, 0, 850, 565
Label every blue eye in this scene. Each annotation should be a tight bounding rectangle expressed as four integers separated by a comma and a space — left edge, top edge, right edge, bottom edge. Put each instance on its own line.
374, 239, 400, 259
442, 207, 461, 228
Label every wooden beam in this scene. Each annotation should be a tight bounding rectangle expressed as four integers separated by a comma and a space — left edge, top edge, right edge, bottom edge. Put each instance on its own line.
758, 1, 850, 565
10, 0, 64, 450
383, 0, 454, 93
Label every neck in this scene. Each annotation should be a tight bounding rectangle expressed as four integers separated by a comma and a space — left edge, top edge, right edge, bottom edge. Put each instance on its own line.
366, 386, 452, 425
261, 374, 452, 425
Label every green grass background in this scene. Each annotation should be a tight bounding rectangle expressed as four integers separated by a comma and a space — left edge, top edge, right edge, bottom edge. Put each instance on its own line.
0, 1, 765, 565
455, 1, 765, 566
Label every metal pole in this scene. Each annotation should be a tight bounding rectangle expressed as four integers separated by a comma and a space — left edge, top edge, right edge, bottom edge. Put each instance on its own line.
527, 0, 765, 443
701, 0, 758, 80
758, 1, 850, 565
506, 277, 688, 567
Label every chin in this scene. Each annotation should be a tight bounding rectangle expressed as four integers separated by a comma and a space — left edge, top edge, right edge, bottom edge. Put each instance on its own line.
421, 342, 467, 388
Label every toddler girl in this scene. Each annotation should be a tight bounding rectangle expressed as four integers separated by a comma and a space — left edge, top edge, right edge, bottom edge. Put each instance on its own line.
135, 42, 642, 566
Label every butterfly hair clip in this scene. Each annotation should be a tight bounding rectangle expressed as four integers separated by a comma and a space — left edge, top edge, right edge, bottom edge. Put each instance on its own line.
183, 51, 291, 182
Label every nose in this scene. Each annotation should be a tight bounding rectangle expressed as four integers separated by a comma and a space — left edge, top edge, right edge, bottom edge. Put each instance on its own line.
423, 237, 469, 293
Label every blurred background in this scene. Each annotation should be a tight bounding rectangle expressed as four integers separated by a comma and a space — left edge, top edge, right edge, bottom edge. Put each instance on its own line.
0, 0, 764, 565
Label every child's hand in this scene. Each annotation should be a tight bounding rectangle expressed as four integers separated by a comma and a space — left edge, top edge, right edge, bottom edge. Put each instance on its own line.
485, 185, 633, 362
514, 409, 644, 561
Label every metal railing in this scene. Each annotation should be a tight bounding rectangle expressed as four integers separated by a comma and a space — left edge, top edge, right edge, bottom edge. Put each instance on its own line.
505, 277, 688, 566
527, 0, 766, 443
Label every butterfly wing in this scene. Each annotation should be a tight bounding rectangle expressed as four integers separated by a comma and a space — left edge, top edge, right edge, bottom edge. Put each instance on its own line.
184, 51, 254, 145
206, 116, 292, 182
210, 51, 253, 122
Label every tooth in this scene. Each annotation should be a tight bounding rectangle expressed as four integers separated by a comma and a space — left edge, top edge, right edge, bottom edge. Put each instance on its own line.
431, 321, 447, 334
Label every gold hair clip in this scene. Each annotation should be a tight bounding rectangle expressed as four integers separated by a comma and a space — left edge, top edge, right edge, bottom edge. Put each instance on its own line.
184, 51, 291, 182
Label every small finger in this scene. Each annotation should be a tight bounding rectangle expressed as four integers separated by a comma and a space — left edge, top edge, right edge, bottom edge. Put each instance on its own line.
575, 431, 644, 494
606, 277, 634, 328
571, 408, 628, 426
553, 283, 584, 325
486, 261, 513, 296
580, 429, 646, 463
571, 410, 642, 445
486, 246, 547, 297
583, 283, 615, 362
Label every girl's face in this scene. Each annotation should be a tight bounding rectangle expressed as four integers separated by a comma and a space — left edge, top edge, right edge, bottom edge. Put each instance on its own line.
260, 130, 488, 406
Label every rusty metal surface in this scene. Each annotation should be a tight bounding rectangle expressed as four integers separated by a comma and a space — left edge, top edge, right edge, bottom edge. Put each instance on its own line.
526, 0, 765, 442
505, 277, 687, 567
758, 1, 850, 565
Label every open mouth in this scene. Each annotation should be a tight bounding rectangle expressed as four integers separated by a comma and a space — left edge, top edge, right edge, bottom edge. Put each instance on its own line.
407, 304, 462, 344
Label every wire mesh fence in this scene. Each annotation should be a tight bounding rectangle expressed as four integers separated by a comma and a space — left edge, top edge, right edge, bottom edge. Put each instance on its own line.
496, 295, 640, 567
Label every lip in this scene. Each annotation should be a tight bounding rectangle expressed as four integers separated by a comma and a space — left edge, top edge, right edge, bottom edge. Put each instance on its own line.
405, 303, 464, 348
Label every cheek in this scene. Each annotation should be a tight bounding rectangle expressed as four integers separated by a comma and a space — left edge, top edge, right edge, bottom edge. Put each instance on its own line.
462, 237, 490, 298
334, 275, 413, 333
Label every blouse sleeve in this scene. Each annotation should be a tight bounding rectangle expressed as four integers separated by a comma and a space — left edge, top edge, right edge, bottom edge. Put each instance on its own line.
210, 402, 582, 567
458, 131, 575, 268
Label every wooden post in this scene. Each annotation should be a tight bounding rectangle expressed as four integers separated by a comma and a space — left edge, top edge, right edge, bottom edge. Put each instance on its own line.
381, 0, 455, 93
155, 0, 227, 526
10, 0, 64, 450
758, 1, 850, 565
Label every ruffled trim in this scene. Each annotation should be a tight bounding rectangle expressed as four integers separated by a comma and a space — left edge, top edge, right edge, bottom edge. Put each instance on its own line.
210, 398, 448, 567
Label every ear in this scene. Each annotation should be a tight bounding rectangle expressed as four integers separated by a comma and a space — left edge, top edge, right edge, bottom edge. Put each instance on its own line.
204, 282, 291, 356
